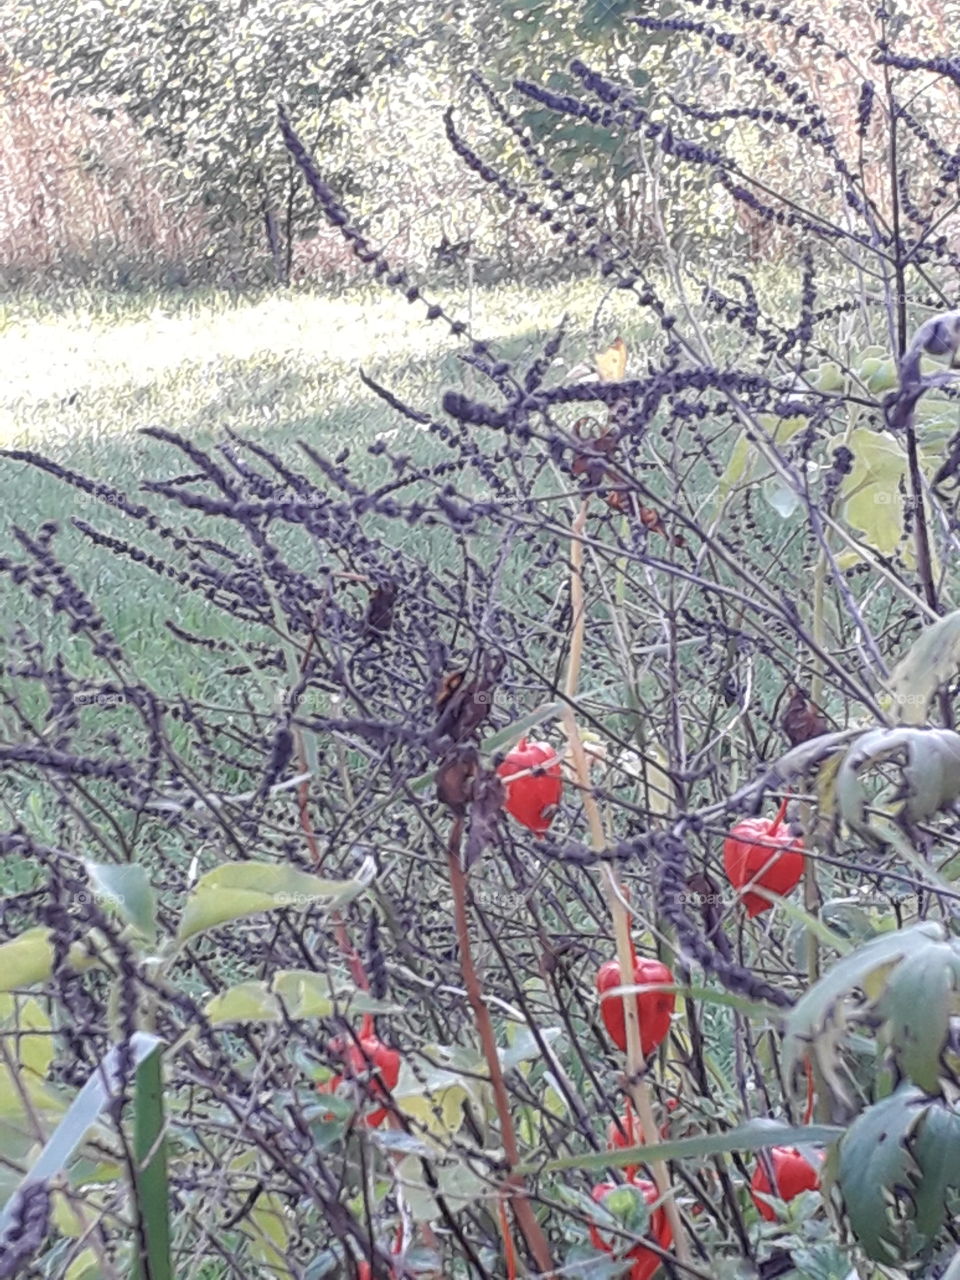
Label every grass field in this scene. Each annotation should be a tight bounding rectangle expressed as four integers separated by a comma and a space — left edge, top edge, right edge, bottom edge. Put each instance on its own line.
0, 277, 667, 704
0, 281, 638, 588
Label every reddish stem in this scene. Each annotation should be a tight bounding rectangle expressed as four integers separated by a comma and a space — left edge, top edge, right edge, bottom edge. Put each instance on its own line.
447, 820, 555, 1277
769, 793, 791, 837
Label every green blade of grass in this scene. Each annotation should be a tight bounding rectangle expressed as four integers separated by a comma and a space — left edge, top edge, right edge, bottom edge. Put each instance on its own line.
132, 1044, 172, 1280
517, 1120, 843, 1177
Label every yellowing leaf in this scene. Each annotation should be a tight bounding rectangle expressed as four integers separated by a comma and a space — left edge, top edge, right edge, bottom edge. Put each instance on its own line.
718, 431, 752, 494
64, 1248, 101, 1280
0, 1064, 69, 1120
0, 996, 53, 1081
595, 337, 627, 382
844, 427, 906, 488
395, 1085, 467, 1137
840, 428, 912, 558
0, 924, 98, 992
204, 981, 282, 1026
843, 485, 905, 555
246, 1192, 294, 1276
52, 1192, 88, 1238
642, 746, 674, 816
0, 927, 55, 990
814, 361, 844, 393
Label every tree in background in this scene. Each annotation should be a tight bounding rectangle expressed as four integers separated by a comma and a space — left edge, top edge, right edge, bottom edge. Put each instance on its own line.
1, 0, 679, 283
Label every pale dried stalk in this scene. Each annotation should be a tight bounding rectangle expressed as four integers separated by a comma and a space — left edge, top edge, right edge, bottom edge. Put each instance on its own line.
562, 501, 691, 1267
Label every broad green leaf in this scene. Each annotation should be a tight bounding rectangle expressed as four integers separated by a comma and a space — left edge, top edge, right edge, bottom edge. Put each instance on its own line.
500, 1025, 561, 1072
395, 1154, 489, 1222
176, 859, 374, 942
791, 1243, 862, 1280
875, 940, 960, 1092
784, 923, 954, 1101
837, 1086, 960, 1263
272, 969, 341, 1018
84, 861, 157, 942
888, 609, 960, 724
718, 414, 807, 498
860, 356, 897, 393
836, 726, 960, 833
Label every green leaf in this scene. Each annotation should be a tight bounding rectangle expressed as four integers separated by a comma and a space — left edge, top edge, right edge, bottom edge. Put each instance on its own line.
888, 609, 960, 724
84, 861, 157, 942
875, 939, 960, 1092
500, 1025, 561, 1071
395, 1154, 489, 1222
860, 356, 898, 393
132, 1046, 172, 1280
837, 1086, 960, 1263
840, 427, 910, 557
791, 1242, 861, 1280
519, 1121, 842, 1176
836, 726, 960, 834
176, 859, 374, 942
784, 923, 946, 1080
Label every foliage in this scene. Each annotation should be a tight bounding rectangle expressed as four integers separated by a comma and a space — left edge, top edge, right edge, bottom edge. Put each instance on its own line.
6, 3, 960, 1278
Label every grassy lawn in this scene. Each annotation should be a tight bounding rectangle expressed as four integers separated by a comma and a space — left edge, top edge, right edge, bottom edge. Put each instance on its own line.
0, 281, 618, 566
0, 276, 666, 694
